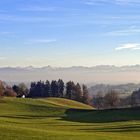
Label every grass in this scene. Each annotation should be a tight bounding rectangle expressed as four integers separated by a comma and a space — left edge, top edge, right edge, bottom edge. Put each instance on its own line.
40, 97, 93, 109
0, 97, 140, 140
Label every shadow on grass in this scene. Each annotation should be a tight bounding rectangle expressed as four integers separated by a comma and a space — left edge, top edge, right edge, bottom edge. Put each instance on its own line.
79, 124, 140, 132
0, 99, 6, 103
0, 114, 65, 120
61, 107, 140, 123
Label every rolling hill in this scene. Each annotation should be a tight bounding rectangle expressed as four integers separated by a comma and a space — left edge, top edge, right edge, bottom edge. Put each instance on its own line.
0, 97, 140, 140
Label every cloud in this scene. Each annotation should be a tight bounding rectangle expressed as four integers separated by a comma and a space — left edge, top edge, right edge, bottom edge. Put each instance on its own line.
25, 39, 57, 44
84, 0, 110, 5
104, 26, 140, 36
0, 57, 6, 60
115, 43, 140, 50
0, 14, 53, 22
84, 0, 140, 5
0, 31, 13, 35
132, 47, 140, 50
116, 0, 140, 5
25, 57, 55, 61
19, 5, 80, 13
20, 6, 56, 12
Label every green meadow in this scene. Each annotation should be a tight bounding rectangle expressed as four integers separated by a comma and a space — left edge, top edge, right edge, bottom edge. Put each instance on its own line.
0, 97, 140, 140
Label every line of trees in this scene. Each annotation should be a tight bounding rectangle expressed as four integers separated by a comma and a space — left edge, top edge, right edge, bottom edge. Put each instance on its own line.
27, 80, 64, 98
11, 79, 90, 105
1, 78, 140, 109
94, 90, 120, 109
94, 89, 140, 109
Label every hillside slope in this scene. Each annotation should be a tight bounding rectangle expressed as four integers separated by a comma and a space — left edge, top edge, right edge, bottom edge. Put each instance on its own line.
40, 98, 93, 109
0, 97, 93, 117
0, 97, 140, 140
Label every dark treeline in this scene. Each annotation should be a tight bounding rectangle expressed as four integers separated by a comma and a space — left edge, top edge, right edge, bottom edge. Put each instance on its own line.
12, 79, 90, 105
1, 79, 140, 109
28, 79, 64, 98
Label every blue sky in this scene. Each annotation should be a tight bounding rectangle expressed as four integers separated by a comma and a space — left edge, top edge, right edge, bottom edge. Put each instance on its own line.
0, 0, 140, 67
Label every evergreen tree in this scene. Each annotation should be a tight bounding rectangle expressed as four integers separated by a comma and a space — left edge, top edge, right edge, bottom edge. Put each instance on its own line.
58, 79, 64, 97
74, 83, 83, 102
51, 80, 59, 97
66, 81, 74, 99
44, 80, 51, 97
28, 82, 36, 97
82, 84, 90, 104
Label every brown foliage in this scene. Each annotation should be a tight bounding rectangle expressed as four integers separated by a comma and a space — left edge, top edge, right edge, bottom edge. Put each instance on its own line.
0, 80, 5, 96
4, 86, 17, 97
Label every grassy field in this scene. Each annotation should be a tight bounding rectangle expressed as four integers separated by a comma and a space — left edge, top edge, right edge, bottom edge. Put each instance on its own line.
0, 97, 140, 140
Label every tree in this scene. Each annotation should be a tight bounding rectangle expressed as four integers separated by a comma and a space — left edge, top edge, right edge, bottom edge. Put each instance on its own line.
130, 89, 140, 107
19, 83, 29, 96
51, 80, 59, 97
94, 92, 104, 110
44, 80, 51, 97
0, 81, 5, 96
82, 84, 90, 105
66, 81, 75, 99
104, 90, 119, 108
74, 83, 83, 102
28, 82, 36, 98
4, 86, 17, 97
13, 85, 20, 96
66, 81, 84, 102
28, 81, 43, 98
13, 83, 29, 97
58, 79, 64, 97
130, 93, 136, 107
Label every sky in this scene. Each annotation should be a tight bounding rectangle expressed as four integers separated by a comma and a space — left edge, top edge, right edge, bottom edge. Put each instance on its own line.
0, 0, 140, 67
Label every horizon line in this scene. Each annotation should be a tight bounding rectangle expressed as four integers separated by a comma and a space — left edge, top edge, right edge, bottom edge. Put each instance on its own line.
1, 64, 140, 69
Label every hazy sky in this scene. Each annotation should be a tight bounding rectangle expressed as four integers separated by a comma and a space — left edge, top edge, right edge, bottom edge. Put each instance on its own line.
0, 0, 140, 67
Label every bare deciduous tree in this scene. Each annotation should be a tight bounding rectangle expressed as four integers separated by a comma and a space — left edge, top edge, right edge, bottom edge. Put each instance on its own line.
95, 92, 104, 110
104, 90, 119, 109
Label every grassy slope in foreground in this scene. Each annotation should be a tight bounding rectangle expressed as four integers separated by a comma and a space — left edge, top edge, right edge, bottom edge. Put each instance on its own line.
0, 97, 140, 140
40, 97, 93, 109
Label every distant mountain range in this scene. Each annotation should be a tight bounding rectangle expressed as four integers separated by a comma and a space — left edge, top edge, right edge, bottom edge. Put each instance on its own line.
1, 65, 140, 71
1, 65, 140, 84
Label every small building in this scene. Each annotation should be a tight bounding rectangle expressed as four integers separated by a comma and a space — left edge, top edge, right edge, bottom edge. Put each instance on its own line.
22, 95, 25, 98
